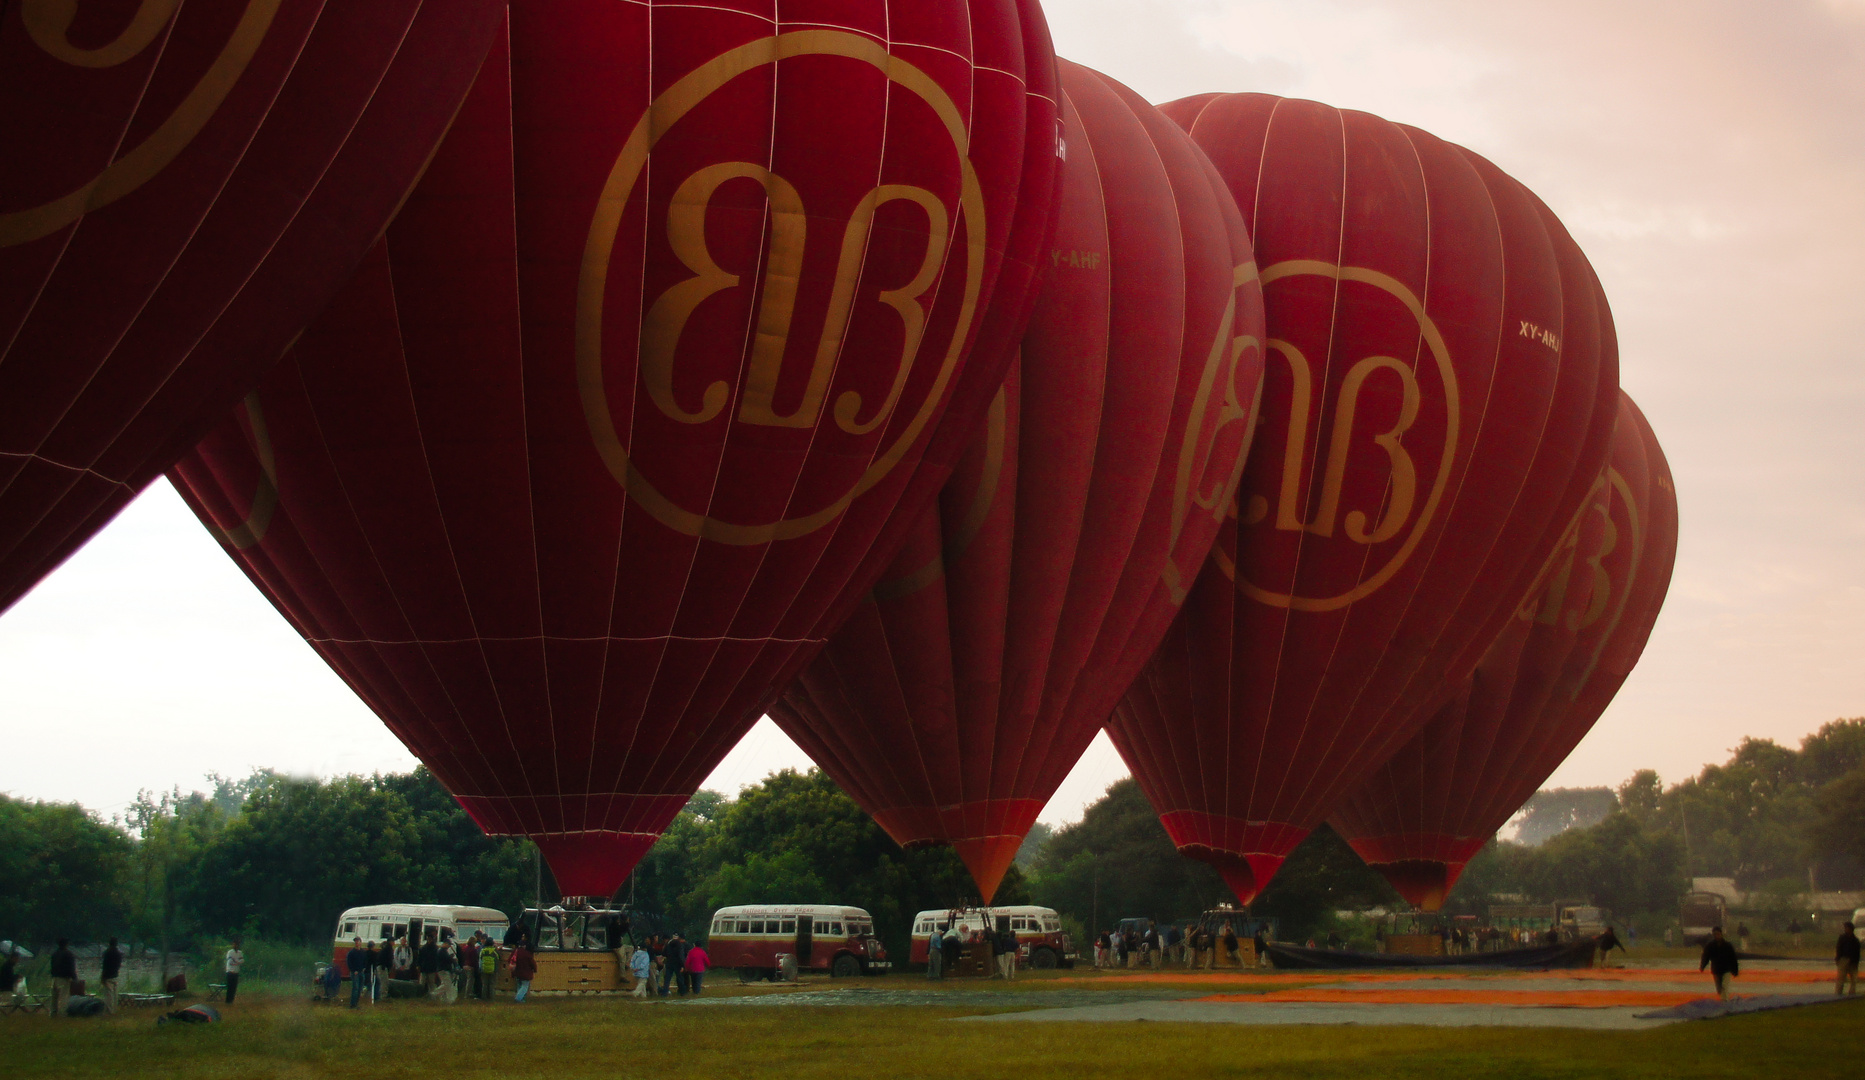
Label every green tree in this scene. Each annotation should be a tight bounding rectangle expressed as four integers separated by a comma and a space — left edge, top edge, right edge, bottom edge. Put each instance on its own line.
374, 768, 535, 914
0, 795, 132, 943
185, 774, 424, 942
1795, 718, 1865, 786
1250, 825, 1400, 940
1616, 770, 1664, 824
1512, 787, 1617, 846
1663, 738, 1816, 885
1029, 778, 1228, 933
673, 769, 1017, 961
1808, 763, 1865, 868
1014, 821, 1054, 870
1517, 810, 1687, 915
122, 788, 228, 978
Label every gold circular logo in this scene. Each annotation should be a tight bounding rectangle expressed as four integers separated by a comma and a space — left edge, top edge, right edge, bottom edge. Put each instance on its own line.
1, 0, 281, 248
576, 30, 988, 546
1214, 260, 1460, 612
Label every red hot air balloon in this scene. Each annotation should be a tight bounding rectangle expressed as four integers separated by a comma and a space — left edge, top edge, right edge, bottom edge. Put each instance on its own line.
1331, 392, 1677, 909
1109, 93, 1620, 904
771, 60, 1264, 902
168, 0, 1062, 899
0, 0, 503, 613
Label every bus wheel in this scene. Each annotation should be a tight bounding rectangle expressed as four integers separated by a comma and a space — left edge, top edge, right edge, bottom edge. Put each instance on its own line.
737, 967, 766, 984
831, 954, 861, 978
1030, 948, 1059, 970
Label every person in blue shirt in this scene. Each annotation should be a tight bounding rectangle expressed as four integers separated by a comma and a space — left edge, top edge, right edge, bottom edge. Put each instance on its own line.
630, 942, 653, 998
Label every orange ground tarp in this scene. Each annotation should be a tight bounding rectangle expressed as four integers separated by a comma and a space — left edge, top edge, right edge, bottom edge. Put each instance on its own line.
1198, 988, 1708, 1008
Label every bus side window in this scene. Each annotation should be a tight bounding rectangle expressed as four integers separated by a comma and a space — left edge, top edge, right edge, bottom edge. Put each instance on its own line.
781, 920, 795, 933
748, 921, 763, 934
830, 922, 844, 936
712, 920, 725, 935
343, 922, 356, 934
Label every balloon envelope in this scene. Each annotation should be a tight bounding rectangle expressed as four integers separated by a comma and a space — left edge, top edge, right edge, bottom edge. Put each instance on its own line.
169, 0, 1061, 898
773, 60, 1263, 901
1110, 93, 1618, 903
0, 0, 503, 613
1332, 392, 1677, 909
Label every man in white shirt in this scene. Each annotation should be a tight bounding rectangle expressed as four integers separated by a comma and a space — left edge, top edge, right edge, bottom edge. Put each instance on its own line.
224, 937, 245, 1004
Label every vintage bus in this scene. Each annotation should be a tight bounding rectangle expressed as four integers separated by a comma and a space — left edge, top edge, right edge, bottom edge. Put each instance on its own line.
909, 905, 1074, 969
706, 904, 891, 979
329, 904, 510, 977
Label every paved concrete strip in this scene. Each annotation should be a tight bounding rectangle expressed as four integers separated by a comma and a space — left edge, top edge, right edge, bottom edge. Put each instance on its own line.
956, 1000, 1680, 1029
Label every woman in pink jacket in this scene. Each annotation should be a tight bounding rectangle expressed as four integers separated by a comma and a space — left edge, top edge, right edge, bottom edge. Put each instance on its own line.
683, 942, 710, 996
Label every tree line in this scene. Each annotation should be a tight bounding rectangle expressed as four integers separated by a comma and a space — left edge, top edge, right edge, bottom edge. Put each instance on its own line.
3, 717, 1860, 958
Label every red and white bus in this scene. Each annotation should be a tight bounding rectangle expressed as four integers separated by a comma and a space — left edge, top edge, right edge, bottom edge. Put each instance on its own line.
910, 905, 1074, 969
330, 904, 510, 977
706, 904, 891, 979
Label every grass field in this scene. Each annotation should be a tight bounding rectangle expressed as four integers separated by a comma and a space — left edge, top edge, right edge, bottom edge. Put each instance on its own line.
6, 970, 1861, 1080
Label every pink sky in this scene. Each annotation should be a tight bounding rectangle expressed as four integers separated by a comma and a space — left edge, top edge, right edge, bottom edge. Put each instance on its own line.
2, 0, 1860, 828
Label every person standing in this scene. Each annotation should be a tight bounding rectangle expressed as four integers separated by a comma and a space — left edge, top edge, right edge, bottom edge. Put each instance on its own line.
609, 914, 633, 981
442, 930, 462, 1003
369, 941, 386, 1001
0, 944, 20, 1008
1253, 927, 1269, 967
926, 925, 945, 980
48, 939, 76, 1017
1736, 922, 1750, 953
417, 929, 444, 1000
662, 933, 687, 996
941, 923, 962, 977
1596, 926, 1626, 968
685, 941, 709, 995
510, 942, 536, 1003
460, 934, 480, 1001
1790, 919, 1803, 948
223, 937, 245, 1005
629, 942, 652, 998
479, 935, 501, 999
99, 937, 123, 1013
346, 937, 369, 1008
393, 934, 412, 979
1835, 922, 1860, 996
1700, 926, 1740, 1000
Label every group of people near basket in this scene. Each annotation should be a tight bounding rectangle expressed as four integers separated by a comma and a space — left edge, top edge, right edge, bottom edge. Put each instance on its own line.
922, 920, 1023, 980
616, 932, 711, 998
336, 926, 505, 1006
1093, 922, 1267, 969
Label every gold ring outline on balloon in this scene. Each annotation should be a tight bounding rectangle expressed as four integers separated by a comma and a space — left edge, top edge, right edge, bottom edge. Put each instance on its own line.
1569, 463, 1645, 693
1, 0, 282, 248
576, 29, 988, 546
1213, 260, 1461, 613
1162, 260, 1263, 605
1513, 470, 1611, 625
869, 383, 1007, 602
201, 392, 278, 550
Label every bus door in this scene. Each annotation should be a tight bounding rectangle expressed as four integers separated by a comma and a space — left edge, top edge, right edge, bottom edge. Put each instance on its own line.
408, 918, 425, 947
796, 917, 814, 964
